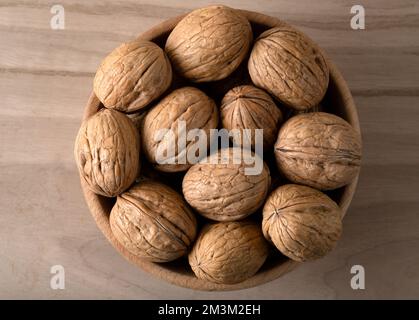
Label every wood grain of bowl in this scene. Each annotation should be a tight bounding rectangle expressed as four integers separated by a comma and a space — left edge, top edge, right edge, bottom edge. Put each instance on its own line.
78, 10, 361, 291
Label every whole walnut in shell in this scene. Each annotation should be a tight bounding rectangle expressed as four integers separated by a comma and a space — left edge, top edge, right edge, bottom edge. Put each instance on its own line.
94, 40, 172, 113
74, 109, 140, 197
248, 26, 329, 110
274, 112, 362, 190
165, 5, 252, 82
110, 180, 197, 262
189, 221, 269, 284
221, 85, 283, 150
262, 184, 342, 261
141, 87, 218, 172
182, 148, 270, 221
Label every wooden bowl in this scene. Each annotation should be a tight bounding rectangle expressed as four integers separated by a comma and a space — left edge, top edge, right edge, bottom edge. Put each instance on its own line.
79, 10, 361, 291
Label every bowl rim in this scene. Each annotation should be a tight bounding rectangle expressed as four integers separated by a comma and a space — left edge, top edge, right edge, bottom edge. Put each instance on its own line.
79, 9, 361, 291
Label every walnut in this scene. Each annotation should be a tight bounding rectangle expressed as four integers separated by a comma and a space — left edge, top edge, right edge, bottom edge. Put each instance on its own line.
74, 109, 140, 197
141, 87, 218, 172
182, 148, 271, 221
189, 221, 269, 284
262, 184, 342, 261
110, 180, 197, 262
274, 112, 362, 190
248, 26, 329, 110
220, 85, 283, 150
165, 5, 252, 82
94, 40, 172, 113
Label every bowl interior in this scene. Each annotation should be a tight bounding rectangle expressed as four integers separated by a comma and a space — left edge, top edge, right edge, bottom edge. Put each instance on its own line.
80, 10, 361, 291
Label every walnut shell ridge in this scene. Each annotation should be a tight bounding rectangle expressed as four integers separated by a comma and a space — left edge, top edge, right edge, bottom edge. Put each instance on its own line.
165, 5, 252, 82
74, 109, 140, 197
189, 221, 269, 284
182, 148, 271, 221
221, 85, 283, 150
110, 180, 197, 263
262, 184, 342, 262
248, 26, 329, 110
274, 112, 362, 190
94, 40, 172, 113
141, 87, 218, 172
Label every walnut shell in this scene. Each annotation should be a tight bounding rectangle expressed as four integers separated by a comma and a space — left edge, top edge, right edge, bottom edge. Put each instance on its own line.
274, 112, 362, 190
262, 184, 342, 262
110, 180, 197, 262
94, 40, 172, 113
182, 148, 271, 221
74, 109, 140, 197
248, 26, 329, 110
189, 221, 269, 284
221, 85, 283, 150
141, 87, 218, 172
165, 5, 252, 82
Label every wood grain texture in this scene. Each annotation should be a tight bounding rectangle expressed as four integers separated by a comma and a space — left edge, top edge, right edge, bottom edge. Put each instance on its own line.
1, 0, 419, 298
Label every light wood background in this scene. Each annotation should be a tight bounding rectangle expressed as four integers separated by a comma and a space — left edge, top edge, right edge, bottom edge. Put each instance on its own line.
1, 0, 418, 299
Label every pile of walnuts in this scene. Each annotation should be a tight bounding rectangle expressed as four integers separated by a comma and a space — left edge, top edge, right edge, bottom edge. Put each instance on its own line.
74, 5, 362, 285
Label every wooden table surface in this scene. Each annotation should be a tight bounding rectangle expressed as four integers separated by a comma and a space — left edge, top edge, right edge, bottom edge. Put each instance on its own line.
1, 0, 418, 299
